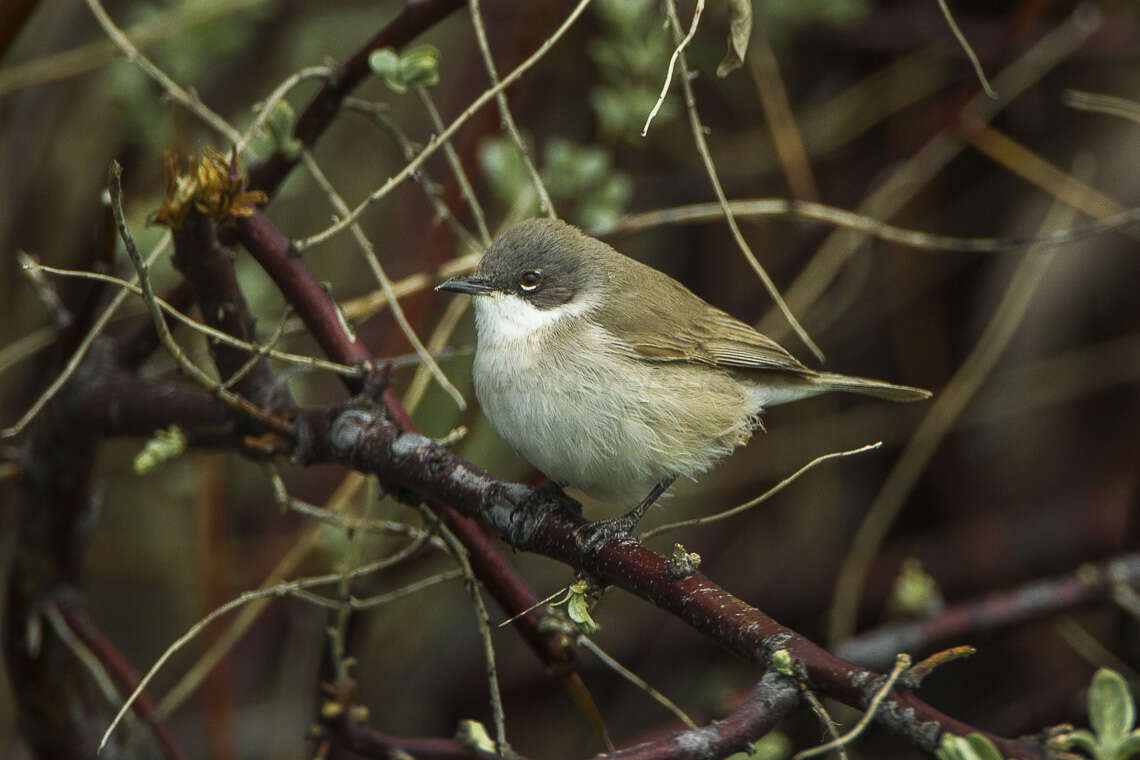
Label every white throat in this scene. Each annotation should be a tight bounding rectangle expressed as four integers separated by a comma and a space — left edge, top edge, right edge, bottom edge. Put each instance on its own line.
473, 292, 595, 345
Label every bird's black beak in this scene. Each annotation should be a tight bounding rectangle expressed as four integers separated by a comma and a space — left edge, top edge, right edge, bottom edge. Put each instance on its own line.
436, 276, 495, 296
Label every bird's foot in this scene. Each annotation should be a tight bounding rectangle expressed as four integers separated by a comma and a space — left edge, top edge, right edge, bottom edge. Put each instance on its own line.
574, 476, 678, 553
574, 514, 640, 554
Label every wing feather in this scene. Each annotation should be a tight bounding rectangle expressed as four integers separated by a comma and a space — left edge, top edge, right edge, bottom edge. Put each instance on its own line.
593, 261, 810, 375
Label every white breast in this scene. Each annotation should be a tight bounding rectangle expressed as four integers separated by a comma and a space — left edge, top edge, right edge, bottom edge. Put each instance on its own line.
470, 293, 755, 510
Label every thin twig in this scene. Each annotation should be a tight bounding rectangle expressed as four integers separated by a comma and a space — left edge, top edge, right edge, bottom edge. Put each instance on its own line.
1053, 617, 1140, 684
965, 124, 1123, 218
0, 0, 265, 97
936, 0, 996, 98
1064, 89, 1140, 125
578, 637, 698, 730
0, 326, 57, 378
419, 507, 510, 753
108, 163, 295, 436
792, 654, 911, 760
415, 87, 493, 245
300, 150, 467, 410
469, 0, 555, 217
664, 0, 822, 362
295, 0, 593, 252
643, 0, 704, 137
757, 7, 1098, 339
102, 544, 436, 750
748, 28, 820, 202
643, 443, 881, 540
348, 568, 466, 609
402, 294, 469, 413
345, 98, 484, 254
2, 50, 351, 439
83, 0, 241, 144
267, 465, 447, 550
1, 233, 170, 439
828, 164, 1087, 644
235, 65, 333, 157
26, 263, 363, 378
219, 306, 290, 391
497, 587, 567, 628
16, 250, 71, 328
158, 474, 370, 716
283, 251, 480, 340
42, 604, 132, 720
799, 686, 844, 759
610, 199, 1140, 252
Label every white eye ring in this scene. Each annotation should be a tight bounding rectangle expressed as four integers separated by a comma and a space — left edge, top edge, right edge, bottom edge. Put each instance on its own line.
519, 271, 542, 291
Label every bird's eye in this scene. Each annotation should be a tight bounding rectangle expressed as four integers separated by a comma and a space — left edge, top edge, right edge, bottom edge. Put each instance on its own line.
519, 270, 542, 292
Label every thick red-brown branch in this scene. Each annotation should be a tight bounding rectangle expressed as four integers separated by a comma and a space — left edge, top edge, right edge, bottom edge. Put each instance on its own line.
172, 210, 292, 415
294, 403, 1052, 760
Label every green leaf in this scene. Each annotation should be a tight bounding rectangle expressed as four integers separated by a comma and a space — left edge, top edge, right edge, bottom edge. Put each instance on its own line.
566, 593, 599, 634
401, 44, 441, 89
134, 426, 186, 474
724, 732, 792, 760
936, 734, 1005, 760
259, 100, 302, 160
1090, 668, 1136, 746
593, 0, 656, 34
962, 734, 1005, 760
770, 648, 795, 677
1116, 731, 1140, 759
368, 48, 400, 79
455, 719, 496, 752
1061, 728, 1099, 756
717, 0, 753, 78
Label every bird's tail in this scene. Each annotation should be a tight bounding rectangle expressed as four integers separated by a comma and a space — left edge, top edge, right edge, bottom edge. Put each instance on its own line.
809, 372, 932, 402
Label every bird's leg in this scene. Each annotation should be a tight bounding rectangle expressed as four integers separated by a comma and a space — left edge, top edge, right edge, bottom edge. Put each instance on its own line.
575, 475, 677, 553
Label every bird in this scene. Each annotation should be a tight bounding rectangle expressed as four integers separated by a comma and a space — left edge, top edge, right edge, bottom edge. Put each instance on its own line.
436, 218, 930, 547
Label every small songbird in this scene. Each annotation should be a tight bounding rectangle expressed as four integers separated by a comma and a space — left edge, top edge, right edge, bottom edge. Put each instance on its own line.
437, 218, 930, 545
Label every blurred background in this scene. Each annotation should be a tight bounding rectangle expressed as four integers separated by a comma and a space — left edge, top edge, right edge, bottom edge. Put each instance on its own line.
2, 0, 1139, 758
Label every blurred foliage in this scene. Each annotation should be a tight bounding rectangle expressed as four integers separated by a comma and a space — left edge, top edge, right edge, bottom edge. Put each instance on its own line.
886, 556, 946, 618
754, 0, 870, 43
479, 135, 632, 231
105, 1, 267, 152
589, 0, 677, 141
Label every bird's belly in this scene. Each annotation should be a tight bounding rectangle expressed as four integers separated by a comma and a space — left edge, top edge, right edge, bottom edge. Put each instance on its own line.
473, 325, 756, 507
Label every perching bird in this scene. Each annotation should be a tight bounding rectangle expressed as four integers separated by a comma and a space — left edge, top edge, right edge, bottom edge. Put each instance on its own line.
437, 218, 929, 544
